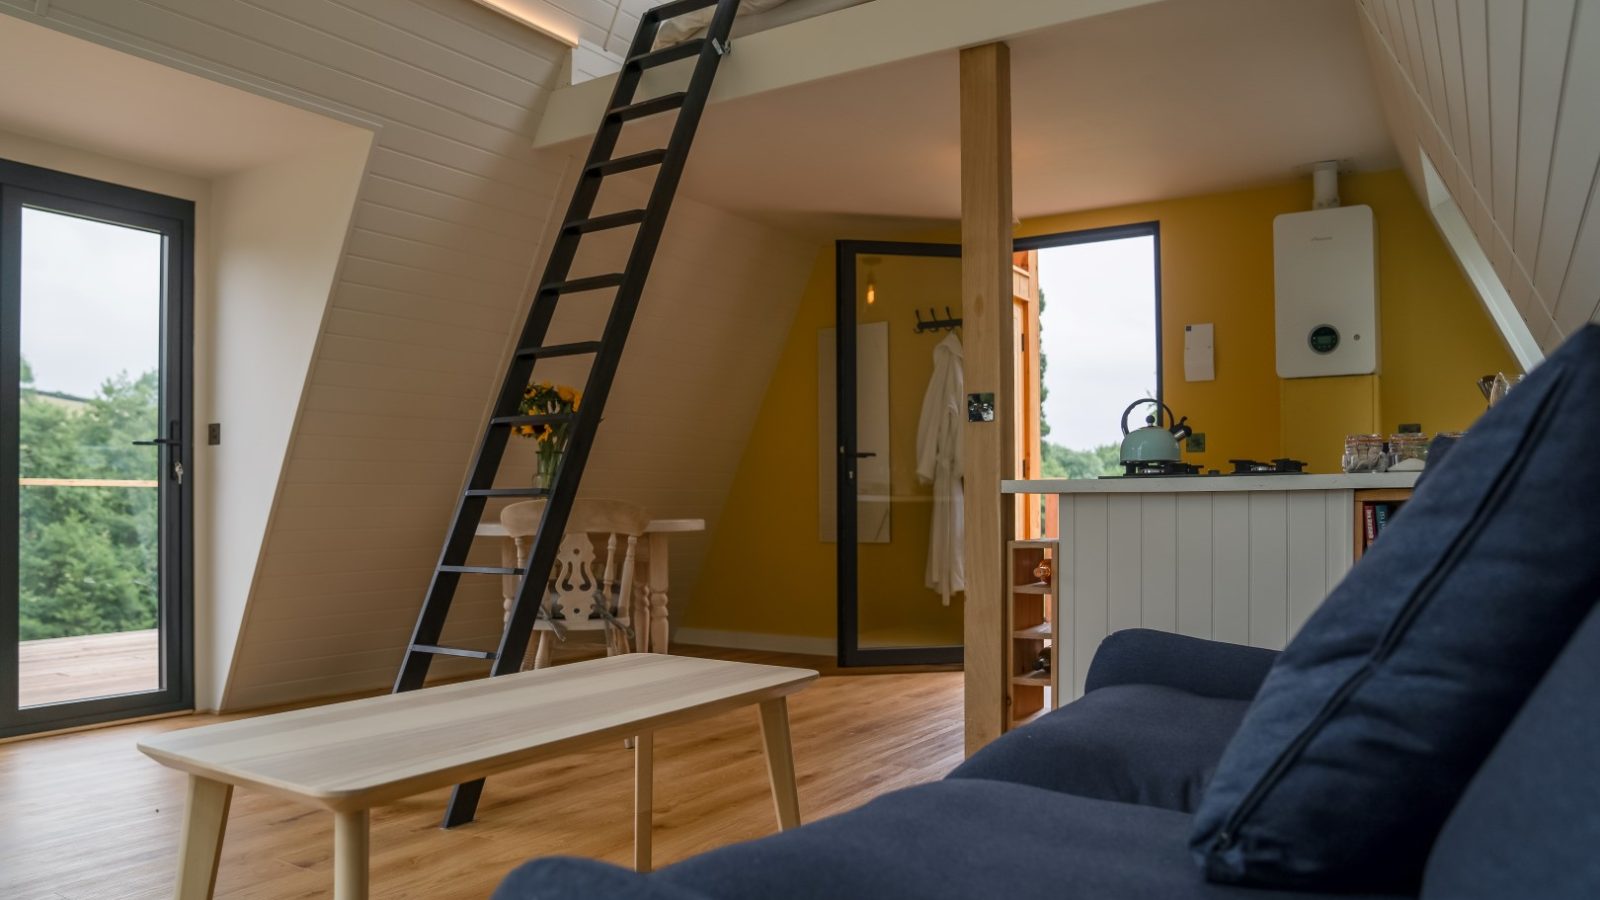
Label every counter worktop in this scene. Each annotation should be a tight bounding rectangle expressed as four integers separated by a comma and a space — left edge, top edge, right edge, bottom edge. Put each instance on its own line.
1002, 472, 1421, 495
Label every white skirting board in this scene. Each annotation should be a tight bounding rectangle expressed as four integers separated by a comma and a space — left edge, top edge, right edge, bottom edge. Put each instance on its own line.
673, 628, 837, 658
1056, 489, 1357, 701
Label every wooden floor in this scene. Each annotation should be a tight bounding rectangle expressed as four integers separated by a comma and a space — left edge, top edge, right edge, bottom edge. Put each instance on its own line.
0, 646, 963, 899
18, 630, 161, 708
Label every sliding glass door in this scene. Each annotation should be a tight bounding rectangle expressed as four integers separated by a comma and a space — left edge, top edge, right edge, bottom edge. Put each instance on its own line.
1, 160, 193, 738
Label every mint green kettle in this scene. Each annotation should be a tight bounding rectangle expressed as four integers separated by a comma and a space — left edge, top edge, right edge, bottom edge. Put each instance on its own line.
1119, 399, 1192, 464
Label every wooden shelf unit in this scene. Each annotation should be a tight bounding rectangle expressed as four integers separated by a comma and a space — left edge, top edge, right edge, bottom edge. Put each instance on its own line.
1006, 540, 1058, 729
1353, 488, 1414, 561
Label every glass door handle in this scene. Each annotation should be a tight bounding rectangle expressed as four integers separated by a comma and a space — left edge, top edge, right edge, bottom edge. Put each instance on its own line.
132, 438, 181, 446
854, 452, 878, 458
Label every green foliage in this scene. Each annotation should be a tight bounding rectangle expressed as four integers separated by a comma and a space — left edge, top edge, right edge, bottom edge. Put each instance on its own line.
17, 362, 161, 640
1038, 288, 1050, 439
1039, 442, 1122, 480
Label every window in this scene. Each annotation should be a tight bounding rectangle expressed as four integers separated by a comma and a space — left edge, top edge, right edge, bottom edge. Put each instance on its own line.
1019, 223, 1162, 479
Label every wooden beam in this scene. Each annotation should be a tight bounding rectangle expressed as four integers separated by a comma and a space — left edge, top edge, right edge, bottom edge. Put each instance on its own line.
959, 42, 1014, 756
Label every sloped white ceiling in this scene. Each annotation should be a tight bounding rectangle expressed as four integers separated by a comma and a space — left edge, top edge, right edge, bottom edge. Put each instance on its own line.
564, 0, 1397, 222
1356, 0, 1600, 352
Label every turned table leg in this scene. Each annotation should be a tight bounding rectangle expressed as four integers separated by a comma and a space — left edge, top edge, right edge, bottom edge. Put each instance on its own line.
333, 809, 370, 900
758, 698, 801, 831
648, 532, 670, 655
174, 775, 232, 900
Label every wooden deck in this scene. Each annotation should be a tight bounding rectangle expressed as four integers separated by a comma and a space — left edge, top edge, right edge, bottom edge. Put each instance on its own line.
18, 630, 160, 708
0, 646, 964, 899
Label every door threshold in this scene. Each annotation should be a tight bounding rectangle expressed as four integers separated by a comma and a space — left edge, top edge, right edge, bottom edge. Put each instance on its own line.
0, 707, 195, 745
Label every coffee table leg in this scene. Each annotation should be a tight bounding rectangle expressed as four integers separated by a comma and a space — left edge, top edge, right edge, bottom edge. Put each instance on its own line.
333, 809, 370, 900
758, 698, 801, 831
175, 775, 232, 900
635, 731, 654, 872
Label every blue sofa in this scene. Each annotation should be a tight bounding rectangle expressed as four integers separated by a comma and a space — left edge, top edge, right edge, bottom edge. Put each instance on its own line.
496, 616, 1599, 899
499, 326, 1600, 898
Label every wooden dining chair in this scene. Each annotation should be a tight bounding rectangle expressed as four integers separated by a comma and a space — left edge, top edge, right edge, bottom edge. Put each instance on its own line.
500, 499, 652, 670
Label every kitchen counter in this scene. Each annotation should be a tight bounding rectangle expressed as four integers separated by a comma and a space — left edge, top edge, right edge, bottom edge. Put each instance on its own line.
1003, 472, 1420, 495
1012, 470, 1420, 703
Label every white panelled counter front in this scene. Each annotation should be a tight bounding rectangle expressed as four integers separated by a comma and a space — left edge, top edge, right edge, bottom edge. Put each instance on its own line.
1002, 473, 1420, 702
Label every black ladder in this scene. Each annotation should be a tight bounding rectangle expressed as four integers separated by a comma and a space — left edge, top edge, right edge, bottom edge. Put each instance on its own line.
392, 0, 743, 829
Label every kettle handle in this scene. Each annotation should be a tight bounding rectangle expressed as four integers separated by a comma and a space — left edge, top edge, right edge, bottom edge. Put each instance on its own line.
1120, 398, 1176, 436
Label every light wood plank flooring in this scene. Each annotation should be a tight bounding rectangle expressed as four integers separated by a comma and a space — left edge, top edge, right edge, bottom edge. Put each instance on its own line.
18, 630, 160, 708
0, 646, 962, 899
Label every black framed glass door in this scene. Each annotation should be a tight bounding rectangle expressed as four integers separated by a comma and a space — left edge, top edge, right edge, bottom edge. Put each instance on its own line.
1, 159, 193, 738
834, 240, 964, 667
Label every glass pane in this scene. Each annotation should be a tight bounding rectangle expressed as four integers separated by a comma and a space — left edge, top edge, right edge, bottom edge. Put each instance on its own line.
1037, 235, 1159, 478
16, 207, 163, 707
854, 254, 964, 651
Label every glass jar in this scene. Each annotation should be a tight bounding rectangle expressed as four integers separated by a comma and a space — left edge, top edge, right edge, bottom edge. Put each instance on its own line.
1342, 434, 1387, 473
1390, 433, 1429, 466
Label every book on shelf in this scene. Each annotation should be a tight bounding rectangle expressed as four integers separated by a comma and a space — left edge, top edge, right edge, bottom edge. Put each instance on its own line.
1374, 503, 1391, 535
1364, 505, 1378, 544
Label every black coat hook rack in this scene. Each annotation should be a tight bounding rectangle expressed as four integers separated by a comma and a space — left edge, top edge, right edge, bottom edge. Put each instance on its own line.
914, 306, 963, 334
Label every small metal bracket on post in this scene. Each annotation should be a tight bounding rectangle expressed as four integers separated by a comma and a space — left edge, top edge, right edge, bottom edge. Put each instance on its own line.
713, 38, 731, 56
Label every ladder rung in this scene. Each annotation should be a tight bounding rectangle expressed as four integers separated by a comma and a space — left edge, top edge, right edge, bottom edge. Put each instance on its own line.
516, 342, 602, 360
565, 209, 647, 234
463, 488, 552, 498
412, 644, 498, 661
540, 273, 626, 295
609, 92, 688, 122
628, 39, 705, 70
439, 565, 525, 575
490, 413, 574, 427
644, 0, 720, 23
587, 149, 669, 177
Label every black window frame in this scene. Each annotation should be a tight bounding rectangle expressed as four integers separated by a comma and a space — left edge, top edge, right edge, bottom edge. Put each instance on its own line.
0, 158, 195, 738
1016, 221, 1165, 451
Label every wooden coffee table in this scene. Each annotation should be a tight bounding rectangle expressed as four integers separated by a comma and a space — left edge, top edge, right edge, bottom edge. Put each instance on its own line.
138, 654, 817, 899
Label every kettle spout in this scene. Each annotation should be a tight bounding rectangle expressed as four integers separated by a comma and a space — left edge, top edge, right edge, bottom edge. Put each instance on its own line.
1169, 416, 1193, 443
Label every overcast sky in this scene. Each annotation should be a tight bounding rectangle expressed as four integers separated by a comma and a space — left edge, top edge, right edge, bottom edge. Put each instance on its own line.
1037, 235, 1159, 451
20, 207, 162, 399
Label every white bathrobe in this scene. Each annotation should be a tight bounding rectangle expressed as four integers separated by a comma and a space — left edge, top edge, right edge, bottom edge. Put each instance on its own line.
916, 334, 965, 606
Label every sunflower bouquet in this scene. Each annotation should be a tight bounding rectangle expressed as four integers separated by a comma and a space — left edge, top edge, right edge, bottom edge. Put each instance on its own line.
518, 382, 581, 489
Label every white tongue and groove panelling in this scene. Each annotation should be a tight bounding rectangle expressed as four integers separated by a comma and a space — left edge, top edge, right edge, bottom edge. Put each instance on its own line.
1356, 0, 1600, 352
1054, 491, 1355, 702
2, 0, 813, 711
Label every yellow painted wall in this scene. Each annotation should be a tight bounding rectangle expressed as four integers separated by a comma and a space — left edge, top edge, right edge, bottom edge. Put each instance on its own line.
689, 250, 965, 645
687, 169, 1519, 642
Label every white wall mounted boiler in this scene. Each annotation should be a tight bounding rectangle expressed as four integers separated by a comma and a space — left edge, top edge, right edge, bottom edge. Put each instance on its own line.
1274, 204, 1378, 378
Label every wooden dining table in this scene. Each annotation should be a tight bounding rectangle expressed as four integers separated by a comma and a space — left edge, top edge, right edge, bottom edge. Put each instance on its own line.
476, 518, 704, 657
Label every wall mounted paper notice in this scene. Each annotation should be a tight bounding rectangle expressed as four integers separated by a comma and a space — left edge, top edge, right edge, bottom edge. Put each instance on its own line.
1184, 323, 1215, 382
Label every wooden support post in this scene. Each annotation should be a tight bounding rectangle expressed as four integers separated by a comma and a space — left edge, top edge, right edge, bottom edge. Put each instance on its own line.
959, 42, 1015, 756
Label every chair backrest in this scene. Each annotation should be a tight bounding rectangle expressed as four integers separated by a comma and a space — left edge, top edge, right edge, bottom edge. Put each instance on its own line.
1420, 601, 1600, 899
501, 500, 650, 627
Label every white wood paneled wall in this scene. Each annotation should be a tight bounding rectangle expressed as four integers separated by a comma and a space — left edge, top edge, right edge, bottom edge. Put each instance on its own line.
1058, 491, 1355, 700
1356, 0, 1600, 353
1, 0, 814, 710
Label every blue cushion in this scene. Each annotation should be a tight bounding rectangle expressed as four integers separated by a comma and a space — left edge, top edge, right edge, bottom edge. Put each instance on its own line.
1420, 605, 1600, 899
949, 684, 1250, 812
1191, 325, 1600, 892
496, 780, 1412, 900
